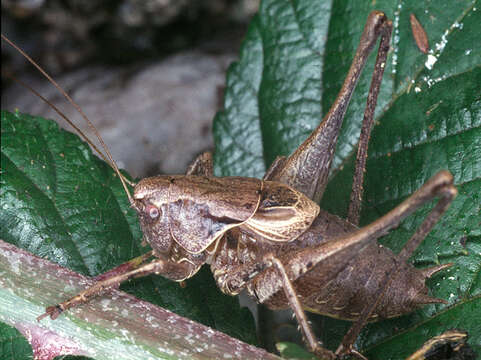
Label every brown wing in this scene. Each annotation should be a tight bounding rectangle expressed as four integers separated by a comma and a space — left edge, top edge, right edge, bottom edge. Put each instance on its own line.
242, 181, 319, 242
168, 176, 262, 253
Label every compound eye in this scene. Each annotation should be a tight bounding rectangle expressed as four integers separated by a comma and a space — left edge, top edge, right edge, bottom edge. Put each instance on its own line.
145, 204, 160, 220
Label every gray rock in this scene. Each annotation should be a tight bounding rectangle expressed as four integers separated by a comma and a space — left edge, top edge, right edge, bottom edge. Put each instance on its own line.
2, 51, 235, 178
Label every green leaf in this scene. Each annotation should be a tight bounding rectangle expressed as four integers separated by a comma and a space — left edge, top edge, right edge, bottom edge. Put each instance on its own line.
276, 342, 317, 360
1, 112, 142, 276
0, 110, 257, 354
1, 0, 480, 359
0, 322, 32, 360
214, 0, 332, 177
213, 0, 480, 358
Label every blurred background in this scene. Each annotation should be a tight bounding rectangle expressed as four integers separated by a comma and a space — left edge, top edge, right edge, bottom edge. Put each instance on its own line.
1, 0, 260, 178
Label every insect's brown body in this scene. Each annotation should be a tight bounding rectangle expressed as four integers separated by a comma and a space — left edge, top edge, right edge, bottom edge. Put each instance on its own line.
127, 10, 447, 329
130, 165, 452, 360
217, 213, 437, 322
133, 175, 319, 281
2, 9, 457, 359
136, 174, 432, 320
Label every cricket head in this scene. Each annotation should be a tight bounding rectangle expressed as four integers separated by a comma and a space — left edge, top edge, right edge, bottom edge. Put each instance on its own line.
133, 175, 260, 257
133, 175, 176, 254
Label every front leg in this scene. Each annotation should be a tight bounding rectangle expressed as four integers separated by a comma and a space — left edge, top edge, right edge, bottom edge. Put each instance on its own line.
38, 257, 195, 320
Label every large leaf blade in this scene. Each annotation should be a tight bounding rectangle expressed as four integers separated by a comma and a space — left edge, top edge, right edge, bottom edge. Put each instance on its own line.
213, 0, 480, 358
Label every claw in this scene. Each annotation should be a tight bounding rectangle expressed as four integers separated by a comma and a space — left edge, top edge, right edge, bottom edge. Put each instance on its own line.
335, 344, 367, 360
314, 346, 337, 360
37, 305, 63, 321
349, 349, 368, 360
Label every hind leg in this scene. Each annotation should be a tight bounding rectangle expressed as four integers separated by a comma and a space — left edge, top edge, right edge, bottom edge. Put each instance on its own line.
217, 171, 456, 359
265, 11, 393, 206
335, 173, 457, 357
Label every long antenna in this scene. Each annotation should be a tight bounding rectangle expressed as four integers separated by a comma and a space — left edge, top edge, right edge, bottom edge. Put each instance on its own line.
1, 34, 136, 206
5, 74, 135, 188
